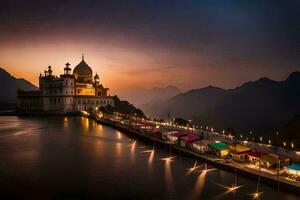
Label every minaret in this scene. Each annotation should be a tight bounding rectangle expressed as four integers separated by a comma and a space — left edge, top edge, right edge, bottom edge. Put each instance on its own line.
94, 73, 100, 85
48, 66, 52, 76
64, 62, 72, 75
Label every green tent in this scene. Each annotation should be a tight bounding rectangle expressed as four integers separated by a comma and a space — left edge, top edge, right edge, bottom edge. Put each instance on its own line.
208, 142, 228, 151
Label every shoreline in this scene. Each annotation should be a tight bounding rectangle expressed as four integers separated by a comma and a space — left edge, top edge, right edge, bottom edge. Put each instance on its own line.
86, 114, 300, 196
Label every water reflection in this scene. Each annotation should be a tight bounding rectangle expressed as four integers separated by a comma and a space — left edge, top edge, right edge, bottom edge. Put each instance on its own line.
164, 157, 176, 199
115, 142, 122, 157
130, 141, 136, 164
213, 182, 243, 198
187, 160, 200, 175
63, 117, 68, 128
96, 123, 103, 132
116, 131, 122, 139
252, 191, 263, 199
81, 117, 89, 133
148, 150, 154, 166
191, 167, 216, 200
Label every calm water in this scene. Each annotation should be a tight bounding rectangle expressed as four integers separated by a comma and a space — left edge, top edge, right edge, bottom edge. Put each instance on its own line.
0, 116, 298, 200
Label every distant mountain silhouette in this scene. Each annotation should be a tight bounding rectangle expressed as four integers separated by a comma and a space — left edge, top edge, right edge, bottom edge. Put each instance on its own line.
142, 72, 300, 135
0, 67, 38, 107
119, 85, 181, 106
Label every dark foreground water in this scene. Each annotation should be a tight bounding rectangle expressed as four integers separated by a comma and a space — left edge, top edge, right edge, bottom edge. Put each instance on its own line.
0, 116, 299, 200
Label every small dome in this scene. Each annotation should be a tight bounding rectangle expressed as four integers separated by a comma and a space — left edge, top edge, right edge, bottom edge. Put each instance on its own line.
94, 73, 99, 80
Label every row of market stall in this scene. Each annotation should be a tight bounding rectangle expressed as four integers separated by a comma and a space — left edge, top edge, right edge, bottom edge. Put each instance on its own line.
108, 115, 300, 182
155, 130, 300, 181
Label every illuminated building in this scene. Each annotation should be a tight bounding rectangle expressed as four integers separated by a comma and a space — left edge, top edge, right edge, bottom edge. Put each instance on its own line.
208, 141, 229, 158
17, 55, 114, 114
229, 144, 251, 162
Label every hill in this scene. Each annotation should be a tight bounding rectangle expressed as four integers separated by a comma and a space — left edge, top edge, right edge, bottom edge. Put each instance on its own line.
142, 72, 300, 135
0, 67, 38, 109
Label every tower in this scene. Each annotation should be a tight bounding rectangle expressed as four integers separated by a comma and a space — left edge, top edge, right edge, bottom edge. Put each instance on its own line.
64, 62, 72, 75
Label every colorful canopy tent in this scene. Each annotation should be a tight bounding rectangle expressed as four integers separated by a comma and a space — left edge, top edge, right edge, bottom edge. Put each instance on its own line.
180, 134, 200, 148
287, 164, 300, 176
161, 131, 179, 140
192, 139, 211, 153
208, 142, 229, 158
230, 144, 250, 153
180, 134, 200, 142
167, 132, 187, 142
248, 151, 267, 158
208, 142, 228, 150
229, 144, 251, 161
248, 151, 267, 165
260, 155, 278, 168
268, 153, 290, 168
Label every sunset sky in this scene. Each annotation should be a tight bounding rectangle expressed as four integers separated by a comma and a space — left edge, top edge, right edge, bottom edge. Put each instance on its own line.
0, 0, 300, 95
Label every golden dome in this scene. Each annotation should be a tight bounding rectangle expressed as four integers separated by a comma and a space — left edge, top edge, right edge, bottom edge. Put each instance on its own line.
73, 55, 92, 77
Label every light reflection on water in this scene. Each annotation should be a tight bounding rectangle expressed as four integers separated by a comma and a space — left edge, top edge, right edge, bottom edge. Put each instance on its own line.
0, 116, 299, 200
115, 142, 122, 157
164, 157, 176, 199
148, 150, 155, 166
130, 141, 136, 165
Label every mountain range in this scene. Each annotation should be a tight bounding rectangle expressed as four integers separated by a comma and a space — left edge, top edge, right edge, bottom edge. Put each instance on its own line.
1, 65, 300, 137
0, 67, 38, 108
141, 72, 300, 135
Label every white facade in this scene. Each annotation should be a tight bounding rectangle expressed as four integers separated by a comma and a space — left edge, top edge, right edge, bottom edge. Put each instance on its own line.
17, 58, 114, 114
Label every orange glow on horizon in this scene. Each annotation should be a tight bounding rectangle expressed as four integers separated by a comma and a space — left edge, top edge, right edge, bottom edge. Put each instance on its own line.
1, 34, 293, 96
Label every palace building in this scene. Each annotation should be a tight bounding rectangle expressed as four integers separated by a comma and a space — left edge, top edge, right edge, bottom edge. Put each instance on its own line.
17, 56, 114, 114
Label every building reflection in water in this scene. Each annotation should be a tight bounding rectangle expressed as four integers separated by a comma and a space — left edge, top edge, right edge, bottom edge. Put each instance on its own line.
81, 117, 89, 133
